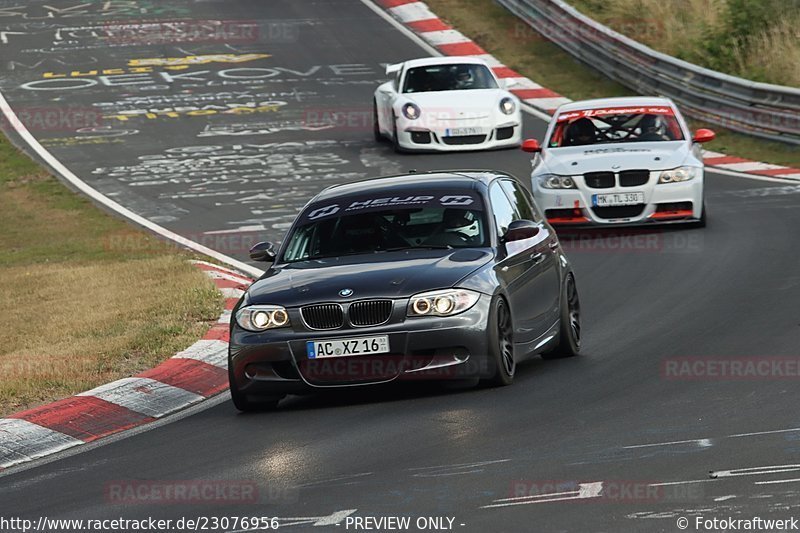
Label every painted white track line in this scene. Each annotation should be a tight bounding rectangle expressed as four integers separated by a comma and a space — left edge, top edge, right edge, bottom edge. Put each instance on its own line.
0, 91, 263, 279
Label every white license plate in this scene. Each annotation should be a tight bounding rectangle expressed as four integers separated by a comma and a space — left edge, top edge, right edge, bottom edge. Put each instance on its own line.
592, 192, 645, 207
445, 127, 483, 137
306, 335, 390, 359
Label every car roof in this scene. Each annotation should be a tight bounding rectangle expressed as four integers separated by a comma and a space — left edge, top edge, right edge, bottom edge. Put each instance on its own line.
555, 96, 676, 113
312, 171, 505, 203
400, 56, 489, 69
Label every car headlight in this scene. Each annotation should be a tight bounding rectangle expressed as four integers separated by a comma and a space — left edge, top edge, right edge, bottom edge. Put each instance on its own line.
538, 174, 577, 189
658, 166, 699, 184
407, 289, 480, 317
500, 97, 516, 115
402, 103, 421, 120
236, 305, 291, 331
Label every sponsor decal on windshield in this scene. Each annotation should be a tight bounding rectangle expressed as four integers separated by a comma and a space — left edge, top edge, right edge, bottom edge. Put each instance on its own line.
301, 190, 482, 222
581, 147, 653, 154
557, 106, 674, 122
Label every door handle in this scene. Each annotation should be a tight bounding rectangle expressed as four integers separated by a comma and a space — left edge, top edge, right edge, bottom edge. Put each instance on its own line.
548, 240, 559, 250
531, 252, 545, 264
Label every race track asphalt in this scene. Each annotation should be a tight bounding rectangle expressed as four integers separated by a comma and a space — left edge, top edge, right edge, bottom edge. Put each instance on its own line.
1, 1, 799, 531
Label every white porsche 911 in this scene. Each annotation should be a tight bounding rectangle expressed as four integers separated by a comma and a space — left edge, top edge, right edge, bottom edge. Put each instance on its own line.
373, 57, 522, 152
522, 97, 715, 227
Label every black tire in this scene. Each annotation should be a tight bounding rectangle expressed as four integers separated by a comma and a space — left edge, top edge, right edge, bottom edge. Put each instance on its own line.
542, 273, 581, 359
373, 100, 383, 142
392, 119, 403, 153
229, 366, 283, 412
485, 297, 515, 386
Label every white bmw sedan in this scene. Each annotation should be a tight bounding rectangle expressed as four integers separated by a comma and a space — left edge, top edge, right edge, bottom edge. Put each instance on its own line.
374, 57, 522, 152
523, 97, 715, 227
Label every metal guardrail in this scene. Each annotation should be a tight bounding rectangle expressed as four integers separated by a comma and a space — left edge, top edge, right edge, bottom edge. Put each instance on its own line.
496, 0, 800, 145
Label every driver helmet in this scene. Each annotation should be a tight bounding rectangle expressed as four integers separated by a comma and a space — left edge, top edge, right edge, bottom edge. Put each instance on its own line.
454, 65, 473, 88
640, 114, 660, 132
569, 117, 596, 144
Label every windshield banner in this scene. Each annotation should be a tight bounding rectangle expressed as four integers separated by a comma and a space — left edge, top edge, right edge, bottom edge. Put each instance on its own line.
557, 106, 675, 122
300, 189, 484, 223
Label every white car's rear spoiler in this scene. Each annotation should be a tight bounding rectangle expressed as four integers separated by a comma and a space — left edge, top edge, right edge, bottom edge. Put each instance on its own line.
385, 63, 402, 77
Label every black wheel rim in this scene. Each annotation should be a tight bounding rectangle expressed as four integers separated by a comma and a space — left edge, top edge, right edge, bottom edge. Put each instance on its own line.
497, 302, 515, 376
567, 276, 581, 347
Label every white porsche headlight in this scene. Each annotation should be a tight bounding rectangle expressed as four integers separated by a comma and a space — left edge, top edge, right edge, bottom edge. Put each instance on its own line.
500, 97, 516, 115
402, 103, 421, 120
407, 289, 480, 317
658, 166, 699, 184
236, 305, 291, 331
539, 174, 577, 189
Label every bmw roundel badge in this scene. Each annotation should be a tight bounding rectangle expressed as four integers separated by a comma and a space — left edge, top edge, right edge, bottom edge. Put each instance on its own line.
339, 288, 354, 297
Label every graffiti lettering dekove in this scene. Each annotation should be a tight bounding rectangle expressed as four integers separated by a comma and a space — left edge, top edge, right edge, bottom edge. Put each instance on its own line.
20, 60, 381, 91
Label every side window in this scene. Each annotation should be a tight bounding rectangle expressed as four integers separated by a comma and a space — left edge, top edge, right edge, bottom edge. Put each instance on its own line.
489, 182, 516, 236
499, 179, 539, 222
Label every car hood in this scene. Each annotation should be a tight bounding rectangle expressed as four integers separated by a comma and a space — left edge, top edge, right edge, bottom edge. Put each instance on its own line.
402, 89, 508, 116
246, 249, 494, 307
540, 141, 691, 175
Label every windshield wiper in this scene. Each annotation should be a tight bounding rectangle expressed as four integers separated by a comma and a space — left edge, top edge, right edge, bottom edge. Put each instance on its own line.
293, 245, 453, 262
297, 251, 372, 262
380, 245, 453, 252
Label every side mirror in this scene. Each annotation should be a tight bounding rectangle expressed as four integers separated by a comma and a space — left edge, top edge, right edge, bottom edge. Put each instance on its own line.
502, 78, 519, 89
249, 241, 276, 263
521, 139, 542, 153
503, 220, 540, 243
692, 128, 715, 143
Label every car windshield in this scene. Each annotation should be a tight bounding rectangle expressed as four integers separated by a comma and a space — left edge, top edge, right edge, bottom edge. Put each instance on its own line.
282, 192, 488, 263
547, 106, 685, 147
402, 64, 498, 93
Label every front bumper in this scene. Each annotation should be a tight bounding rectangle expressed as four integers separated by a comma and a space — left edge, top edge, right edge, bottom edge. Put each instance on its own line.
396, 116, 522, 152
531, 172, 704, 226
229, 296, 495, 396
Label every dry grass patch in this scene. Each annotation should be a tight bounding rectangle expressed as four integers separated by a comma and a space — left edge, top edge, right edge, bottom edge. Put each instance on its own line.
739, 17, 800, 87
570, 0, 800, 87
570, 0, 725, 56
0, 136, 223, 415
0, 258, 220, 412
